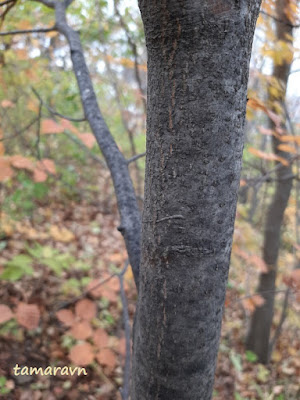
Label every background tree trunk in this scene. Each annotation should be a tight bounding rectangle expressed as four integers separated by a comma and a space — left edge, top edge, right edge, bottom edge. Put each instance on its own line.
132, 1, 261, 399
246, 0, 294, 364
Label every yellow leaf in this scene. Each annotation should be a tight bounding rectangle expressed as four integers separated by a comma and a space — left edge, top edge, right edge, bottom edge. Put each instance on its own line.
49, 225, 75, 242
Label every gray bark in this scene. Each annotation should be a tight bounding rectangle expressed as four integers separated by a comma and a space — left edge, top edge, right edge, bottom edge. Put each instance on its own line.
48, 0, 142, 288
246, 0, 294, 363
132, 1, 261, 399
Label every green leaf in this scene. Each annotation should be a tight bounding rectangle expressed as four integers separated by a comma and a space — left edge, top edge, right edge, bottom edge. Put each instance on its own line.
6, 254, 32, 269
1, 265, 32, 281
245, 350, 258, 363
230, 350, 243, 372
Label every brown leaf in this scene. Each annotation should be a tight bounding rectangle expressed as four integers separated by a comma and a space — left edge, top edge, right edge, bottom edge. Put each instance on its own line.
93, 328, 109, 349
56, 309, 75, 327
75, 299, 97, 321
0, 304, 14, 324
252, 294, 265, 307
16, 303, 40, 330
38, 159, 56, 175
69, 321, 93, 340
96, 348, 117, 372
69, 343, 94, 366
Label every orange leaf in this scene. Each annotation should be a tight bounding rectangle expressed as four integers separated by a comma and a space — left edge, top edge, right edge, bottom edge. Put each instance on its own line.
1, 100, 14, 108
77, 133, 96, 149
10, 155, 35, 171
252, 294, 265, 307
249, 255, 269, 273
56, 309, 76, 327
93, 328, 109, 349
69, 321, 93, 340
284, 269, 300, 290
75, 299, 97, 321
277, 144, 297, 154
61, 119, 79, 135
96, 348, 117, 372
242, 298, 255, 313
0, 158, 14, 182
37, 159, 56, 175
16, 303, 40, 330
69, 343, 94, 366
41, 119, 64, 134
0, 142, 5, 156
0, 304, 14, 324
33, 168, 47, 182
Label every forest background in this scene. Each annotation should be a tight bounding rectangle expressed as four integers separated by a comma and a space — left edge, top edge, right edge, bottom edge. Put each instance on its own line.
0, 0, 299, 399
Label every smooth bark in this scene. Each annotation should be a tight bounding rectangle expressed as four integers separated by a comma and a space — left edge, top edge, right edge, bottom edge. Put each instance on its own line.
132, 1, 261, 399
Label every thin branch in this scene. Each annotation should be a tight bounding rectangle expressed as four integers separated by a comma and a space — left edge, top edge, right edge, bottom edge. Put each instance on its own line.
0, 0, 15, 6
118, 261, 131, 400
260, 10, 300, 29
29, 0, 55, 8
127, 152, 146, 165
0, 116, 39, 142
35, 102, 42, 159
32, 87, 85, 122
0, 26, 57, 36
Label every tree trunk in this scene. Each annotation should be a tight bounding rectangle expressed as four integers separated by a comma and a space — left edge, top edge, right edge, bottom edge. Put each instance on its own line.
132, 1, 261, 399
246, 0, 294, 364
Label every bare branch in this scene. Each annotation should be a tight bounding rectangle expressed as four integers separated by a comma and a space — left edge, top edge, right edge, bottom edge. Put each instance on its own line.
54, 0, 141, 289
0, 0, 15, 6
0, 26, 56, 36
127, 152, 146, 165
32, 88, 85, 122
260, 10, 300, 29
118, 261, 131, 400
29, 0, 55, 8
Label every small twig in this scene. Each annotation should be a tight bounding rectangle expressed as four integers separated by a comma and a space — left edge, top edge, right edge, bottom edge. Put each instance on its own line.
0, 116, 39, 142
118, 260, 131, 400
35, 102, 42, 159
31, 87, 85, 122
260, 10, 300, 29
0, 26, 57, 36
0, 0, 15, 6
156, 215, 184, 223
227, 289, 295, 307
55, 273, 118, 310
127, 152, 146, 165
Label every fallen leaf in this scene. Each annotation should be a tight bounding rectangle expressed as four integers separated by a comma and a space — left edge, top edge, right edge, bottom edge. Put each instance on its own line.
10, 155, 35, 171
0, 304, 14, 324
50, 225, 75, 243
69, 343, 94, 366
96, 348, 117, 372
16, 303, 40, 330
75, 299, 97, 321
33, 168, 48, 183
69, 321, 93, 340
56, 309, 76, 327
0, 158, 14, 182
93, 328, 109, 349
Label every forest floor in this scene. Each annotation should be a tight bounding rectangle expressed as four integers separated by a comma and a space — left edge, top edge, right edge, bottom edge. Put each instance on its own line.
0, 193, 299, 400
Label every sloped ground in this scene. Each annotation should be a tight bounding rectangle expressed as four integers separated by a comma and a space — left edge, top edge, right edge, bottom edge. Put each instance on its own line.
0, 197, 299, 400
